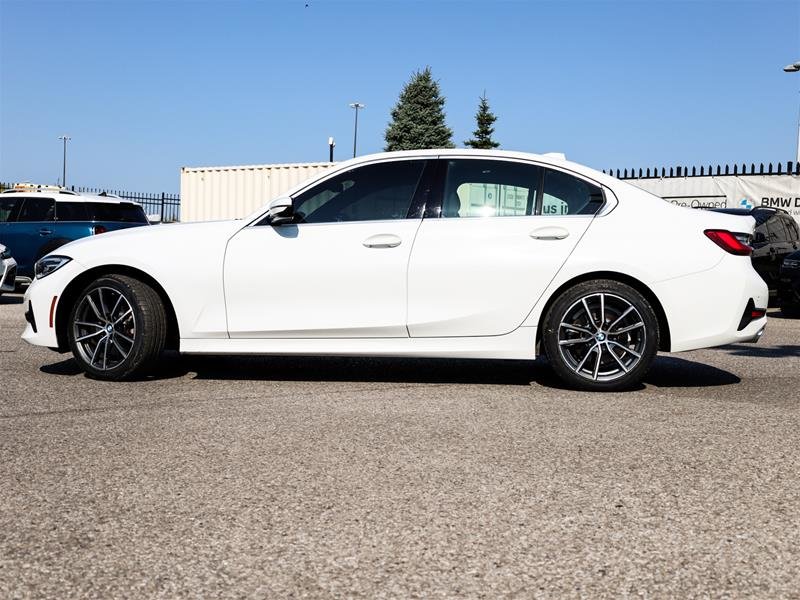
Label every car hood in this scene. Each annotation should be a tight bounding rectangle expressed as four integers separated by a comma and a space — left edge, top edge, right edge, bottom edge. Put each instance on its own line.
54, 219, 244, 266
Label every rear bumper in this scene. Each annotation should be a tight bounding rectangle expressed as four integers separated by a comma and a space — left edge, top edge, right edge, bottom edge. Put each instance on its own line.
653, 254, 769, 352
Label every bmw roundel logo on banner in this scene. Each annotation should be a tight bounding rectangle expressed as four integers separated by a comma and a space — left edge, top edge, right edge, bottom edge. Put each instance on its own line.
739, 198, 755, 210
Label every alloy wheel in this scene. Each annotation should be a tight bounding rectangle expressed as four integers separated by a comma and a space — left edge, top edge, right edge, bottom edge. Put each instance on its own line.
557, 292, 647, 382
72, 286, 136, 371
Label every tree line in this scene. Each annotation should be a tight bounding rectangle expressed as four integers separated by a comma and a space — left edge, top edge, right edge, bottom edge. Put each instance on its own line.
384, 67, 499, 152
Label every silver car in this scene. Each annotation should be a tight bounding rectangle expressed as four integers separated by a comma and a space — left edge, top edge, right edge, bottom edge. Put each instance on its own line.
0, 244, 17, 296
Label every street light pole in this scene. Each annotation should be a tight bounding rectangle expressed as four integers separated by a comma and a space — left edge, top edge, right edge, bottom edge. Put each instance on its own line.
349, 102, 365, 158
57, 135, 71, 188
783, 61, 800, 163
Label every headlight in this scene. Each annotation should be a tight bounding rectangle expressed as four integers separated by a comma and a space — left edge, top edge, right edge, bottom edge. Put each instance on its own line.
783, 258, 800, 270
34, 256, 71, 279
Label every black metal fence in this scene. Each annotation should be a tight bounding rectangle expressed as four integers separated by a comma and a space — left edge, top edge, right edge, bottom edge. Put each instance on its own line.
0, 182, 180, 222
603, 160, 800, 180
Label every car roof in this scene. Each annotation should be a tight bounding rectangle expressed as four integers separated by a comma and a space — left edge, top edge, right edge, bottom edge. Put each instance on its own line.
0, 189, 139, 205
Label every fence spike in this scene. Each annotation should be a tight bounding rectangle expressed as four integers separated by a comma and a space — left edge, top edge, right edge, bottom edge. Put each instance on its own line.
768, 163, 773, 174
777, 163, 783, 175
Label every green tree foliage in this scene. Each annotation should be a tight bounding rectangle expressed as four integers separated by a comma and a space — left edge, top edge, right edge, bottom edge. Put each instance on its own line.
464, 93, 499, 149
385, 67, 454, 151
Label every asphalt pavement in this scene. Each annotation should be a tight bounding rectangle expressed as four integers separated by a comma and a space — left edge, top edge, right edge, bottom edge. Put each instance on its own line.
1, 294, 799, 598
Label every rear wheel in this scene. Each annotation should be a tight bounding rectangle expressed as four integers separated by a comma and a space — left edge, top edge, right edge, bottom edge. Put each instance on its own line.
67, 275, 166, 380
542, 279, 659, 391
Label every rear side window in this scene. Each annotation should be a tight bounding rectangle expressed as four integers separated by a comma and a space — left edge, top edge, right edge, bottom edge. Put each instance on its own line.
781, 217, 799, 242
16, 197, 55, 222
56, 202, 89, 221
766, 217, 787, 243
85, 202, 148, 223
441, 159, 541, 218
542, 169, 604, 216
0, 196, 21, 222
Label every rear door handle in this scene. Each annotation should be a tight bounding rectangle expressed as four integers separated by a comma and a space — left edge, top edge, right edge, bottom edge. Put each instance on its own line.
530, 226, 569, 240
363, 233, 402, 249
38, 228, 53, 236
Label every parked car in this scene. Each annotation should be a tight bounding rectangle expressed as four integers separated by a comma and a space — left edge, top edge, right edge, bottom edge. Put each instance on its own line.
0, 186, 149, 286
22, 150, 768, 391
0, 244, 17, 296
779, 250, 800, 316
704, 207, 800, 299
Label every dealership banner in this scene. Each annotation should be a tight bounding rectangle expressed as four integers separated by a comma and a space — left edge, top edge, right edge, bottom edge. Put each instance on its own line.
628, 175, 800, 223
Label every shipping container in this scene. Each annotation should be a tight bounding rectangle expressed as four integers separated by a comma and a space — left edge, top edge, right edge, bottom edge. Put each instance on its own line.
180, 162, 336, 222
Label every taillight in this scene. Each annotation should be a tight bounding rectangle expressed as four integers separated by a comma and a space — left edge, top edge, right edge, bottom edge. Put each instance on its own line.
704, 229, 752, 256
92, 225, 108, 235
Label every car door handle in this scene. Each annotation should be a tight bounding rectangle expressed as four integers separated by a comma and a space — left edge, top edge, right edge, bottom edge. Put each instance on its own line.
363, 233, 402, 248
38, 228, 53, 236
530, 226, 569, 240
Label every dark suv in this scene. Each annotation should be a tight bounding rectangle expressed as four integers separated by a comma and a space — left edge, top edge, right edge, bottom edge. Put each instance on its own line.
0, 188, 149, 285
707, 207, 800, 299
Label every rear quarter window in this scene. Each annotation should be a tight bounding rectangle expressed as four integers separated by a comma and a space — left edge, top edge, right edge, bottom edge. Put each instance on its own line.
85, 202, 148, 223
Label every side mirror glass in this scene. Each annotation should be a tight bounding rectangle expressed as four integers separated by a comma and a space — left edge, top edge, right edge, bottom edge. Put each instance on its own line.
266, 197, 294, 225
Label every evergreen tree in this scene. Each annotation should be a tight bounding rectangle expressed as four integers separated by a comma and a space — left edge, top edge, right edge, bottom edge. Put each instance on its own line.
385, 67, 454, 151
464, 93, 499, 149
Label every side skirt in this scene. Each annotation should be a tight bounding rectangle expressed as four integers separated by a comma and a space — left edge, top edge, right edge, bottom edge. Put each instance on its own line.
180, 326, 538, 360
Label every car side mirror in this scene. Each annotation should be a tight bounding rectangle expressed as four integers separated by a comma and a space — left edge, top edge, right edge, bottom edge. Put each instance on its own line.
266, 197, 294, 225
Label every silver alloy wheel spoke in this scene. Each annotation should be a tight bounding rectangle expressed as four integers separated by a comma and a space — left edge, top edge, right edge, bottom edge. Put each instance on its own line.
113, 309, 133, 326
115, 331, 134, 345
559, 337, 594, 346
98, 288, 109, 320
574, 344, 598, 373
607, 306, 634, 331
75, 329, 104, 342
612, 321, 644, 335
600, 293, 605, 327
561, 323, 594, 336
110, 294, 123, 320
605, 342, 629, 372
581, 298, 596, 330
85, 296, 104, 322
607, 340, 642, 358
593, 346, 602, 380
75, 321, 104, 329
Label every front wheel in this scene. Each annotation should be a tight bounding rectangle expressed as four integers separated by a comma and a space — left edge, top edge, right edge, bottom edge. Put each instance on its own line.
67, 275, 166, 380
542, 279, 659, 391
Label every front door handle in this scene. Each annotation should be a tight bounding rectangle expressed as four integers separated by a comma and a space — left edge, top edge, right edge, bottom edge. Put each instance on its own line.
530, 226, 569, 240
39, 228, 53, 236
363, 233, 402, 249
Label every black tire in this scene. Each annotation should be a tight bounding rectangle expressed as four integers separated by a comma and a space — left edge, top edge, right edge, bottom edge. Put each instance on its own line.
542, 279, 659, 391
67, 275, 166, 381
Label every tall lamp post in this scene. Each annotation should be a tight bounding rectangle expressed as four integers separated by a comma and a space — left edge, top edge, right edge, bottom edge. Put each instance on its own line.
349, 102, 365, 158
58, 135, 71, 188
783, 61, 800, 163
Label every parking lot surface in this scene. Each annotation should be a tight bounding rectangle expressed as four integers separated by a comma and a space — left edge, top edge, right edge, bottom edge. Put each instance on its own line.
1, 294, 799, 598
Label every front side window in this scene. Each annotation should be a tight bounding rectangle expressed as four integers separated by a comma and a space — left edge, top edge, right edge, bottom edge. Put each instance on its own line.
292, 160, 426, 224
541, 169, 604, 216
441, 159, 541, 218
16, 197, 55, 222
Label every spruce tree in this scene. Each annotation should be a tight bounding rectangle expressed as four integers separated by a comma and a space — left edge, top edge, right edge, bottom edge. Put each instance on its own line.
464, 93, 499, 149
385, 67, 454, 151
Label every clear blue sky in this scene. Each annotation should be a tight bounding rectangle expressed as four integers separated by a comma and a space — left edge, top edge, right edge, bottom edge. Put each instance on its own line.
1, 0, 799, 193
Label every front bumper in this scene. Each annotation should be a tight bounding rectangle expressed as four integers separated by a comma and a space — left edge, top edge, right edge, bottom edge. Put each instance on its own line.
21, 259, 84, 349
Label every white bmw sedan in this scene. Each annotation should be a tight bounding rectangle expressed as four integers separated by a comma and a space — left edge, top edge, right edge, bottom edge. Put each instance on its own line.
22, 150, 767, 391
